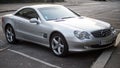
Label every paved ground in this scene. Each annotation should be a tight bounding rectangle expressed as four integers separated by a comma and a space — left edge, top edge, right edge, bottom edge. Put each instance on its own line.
105, 45, 120, 68
0, 0, 120, 68
0, 13, 101, 68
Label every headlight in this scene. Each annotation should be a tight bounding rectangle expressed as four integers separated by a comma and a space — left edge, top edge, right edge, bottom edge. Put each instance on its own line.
74, 31, 90, 40
110, 26, 114, 31
110, 26, 116, 33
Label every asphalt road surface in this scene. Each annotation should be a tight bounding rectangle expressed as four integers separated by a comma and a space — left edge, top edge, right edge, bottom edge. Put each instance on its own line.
0, 1, 120, 68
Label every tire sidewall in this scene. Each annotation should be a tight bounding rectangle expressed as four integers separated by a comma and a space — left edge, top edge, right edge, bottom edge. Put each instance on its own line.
5, 25, 16, 44
50, 33, 68, 57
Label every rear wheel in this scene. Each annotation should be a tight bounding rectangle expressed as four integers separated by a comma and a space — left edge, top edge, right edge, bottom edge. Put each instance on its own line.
50, 33, 68, 57
5, 25, 17, 44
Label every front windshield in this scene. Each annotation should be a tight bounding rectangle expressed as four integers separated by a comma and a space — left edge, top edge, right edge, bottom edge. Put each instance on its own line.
39, 6, 79, 21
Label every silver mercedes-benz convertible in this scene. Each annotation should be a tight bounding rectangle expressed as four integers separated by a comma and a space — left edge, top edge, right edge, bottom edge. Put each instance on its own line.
2, 4, 117, 56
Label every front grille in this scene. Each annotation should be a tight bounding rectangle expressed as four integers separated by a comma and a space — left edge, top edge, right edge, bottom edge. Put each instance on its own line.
91, 29, 111, 38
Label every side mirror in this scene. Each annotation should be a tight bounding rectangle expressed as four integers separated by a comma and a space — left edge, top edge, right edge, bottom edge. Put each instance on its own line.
30, 18, 40, 24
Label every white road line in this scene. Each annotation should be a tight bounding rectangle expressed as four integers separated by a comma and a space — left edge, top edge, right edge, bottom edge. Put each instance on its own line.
115, 30, 120, 47
91, 48, 114, 68
8, 49, 61, 68
0, 40, 10, 51
0, 47, 8, 51
115, 33, 120, 47
91, 33, 120, 68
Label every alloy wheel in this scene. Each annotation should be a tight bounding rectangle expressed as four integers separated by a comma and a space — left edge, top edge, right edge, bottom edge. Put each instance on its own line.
5, 26, 16, 43
50, 33, 68, 57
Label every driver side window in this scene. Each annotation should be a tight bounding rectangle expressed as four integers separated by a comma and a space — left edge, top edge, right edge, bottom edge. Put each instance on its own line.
15, 8, 39, 19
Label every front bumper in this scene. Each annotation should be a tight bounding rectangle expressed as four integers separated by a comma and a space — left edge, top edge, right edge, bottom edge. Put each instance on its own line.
67, 32, 117, 52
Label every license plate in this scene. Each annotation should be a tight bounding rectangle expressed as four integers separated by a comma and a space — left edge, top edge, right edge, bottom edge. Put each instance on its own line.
100, 39, 113, 45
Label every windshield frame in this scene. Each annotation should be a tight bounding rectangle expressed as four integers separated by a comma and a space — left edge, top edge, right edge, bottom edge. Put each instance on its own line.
38, 6, 80, 21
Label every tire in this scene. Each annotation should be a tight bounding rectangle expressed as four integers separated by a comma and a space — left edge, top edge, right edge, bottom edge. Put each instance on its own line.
5, 25, 17, 44
50, 33, 68, 57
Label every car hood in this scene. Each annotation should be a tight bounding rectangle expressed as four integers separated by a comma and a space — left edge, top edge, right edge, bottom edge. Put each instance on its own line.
50, 17, 110, 32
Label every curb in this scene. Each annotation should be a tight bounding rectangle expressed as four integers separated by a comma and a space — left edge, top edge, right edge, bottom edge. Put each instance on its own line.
0, 10, 16, 13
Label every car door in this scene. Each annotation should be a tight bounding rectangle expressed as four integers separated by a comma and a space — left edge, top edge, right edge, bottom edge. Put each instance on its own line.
14, 8, 47, 44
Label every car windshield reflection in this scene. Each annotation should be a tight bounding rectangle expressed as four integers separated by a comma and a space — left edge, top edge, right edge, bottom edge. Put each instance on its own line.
39, 6, 78, 21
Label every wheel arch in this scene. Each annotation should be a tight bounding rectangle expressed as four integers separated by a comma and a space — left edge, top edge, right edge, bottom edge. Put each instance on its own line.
49, 31, 69, 48
4, 23, 16, 37
4, 24, 13, 31
49, 31, 69, 57
49, 31, 64, 41
4, 23, 17, 44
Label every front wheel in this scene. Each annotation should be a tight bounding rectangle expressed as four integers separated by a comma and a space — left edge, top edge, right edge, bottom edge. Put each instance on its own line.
50, 33, 68, 57
5, 25, 17, 44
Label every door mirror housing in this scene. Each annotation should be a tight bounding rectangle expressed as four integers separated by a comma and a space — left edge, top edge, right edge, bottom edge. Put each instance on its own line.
30, 18, 40, 24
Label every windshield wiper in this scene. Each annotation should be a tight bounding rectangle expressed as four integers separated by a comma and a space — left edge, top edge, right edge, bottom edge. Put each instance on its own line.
47, 17, 74, 21
61, 17, 74, 19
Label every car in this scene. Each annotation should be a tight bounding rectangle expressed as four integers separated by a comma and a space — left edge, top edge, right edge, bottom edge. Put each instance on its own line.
1, 4, 117, 57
